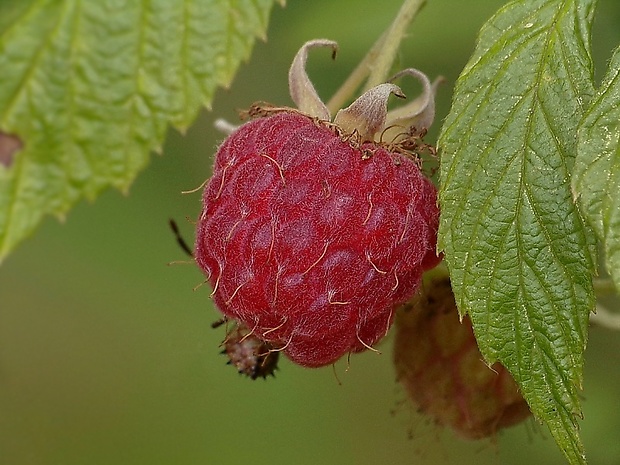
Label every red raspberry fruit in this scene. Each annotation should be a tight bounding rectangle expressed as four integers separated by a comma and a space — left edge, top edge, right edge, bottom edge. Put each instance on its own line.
194, 40, 441, 368
393, 276, 531, 439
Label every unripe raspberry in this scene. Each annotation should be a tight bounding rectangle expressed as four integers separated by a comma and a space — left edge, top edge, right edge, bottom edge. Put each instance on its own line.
220, 321, 280, 380
393, 276, 531, 439
195, 40, 442, 368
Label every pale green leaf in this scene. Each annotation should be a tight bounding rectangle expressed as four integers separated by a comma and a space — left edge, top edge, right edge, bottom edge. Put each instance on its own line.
574, 45, 620, 292
0, 0, 281, 261
438, 1, 596, 463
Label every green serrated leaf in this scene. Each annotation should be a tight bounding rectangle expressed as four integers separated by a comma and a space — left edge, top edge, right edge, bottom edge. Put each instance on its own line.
0, 0, 281, 262
438, 0, 596, 463
574, 45, 620, 292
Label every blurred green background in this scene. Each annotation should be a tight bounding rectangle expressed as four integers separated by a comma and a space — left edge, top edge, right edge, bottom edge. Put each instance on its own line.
2, 1, 620, 464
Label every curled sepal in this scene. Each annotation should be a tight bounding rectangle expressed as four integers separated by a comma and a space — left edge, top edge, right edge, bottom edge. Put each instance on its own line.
385, 69, 443, 138
288, 39, 338, 121
334, 83, 405, 141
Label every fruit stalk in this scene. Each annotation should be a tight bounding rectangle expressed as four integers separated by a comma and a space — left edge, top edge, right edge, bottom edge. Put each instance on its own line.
365, 0, 427, 90
327, 0, 427, 114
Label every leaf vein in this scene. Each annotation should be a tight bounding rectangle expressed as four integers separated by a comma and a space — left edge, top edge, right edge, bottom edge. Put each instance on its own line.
2, 1, 72, 249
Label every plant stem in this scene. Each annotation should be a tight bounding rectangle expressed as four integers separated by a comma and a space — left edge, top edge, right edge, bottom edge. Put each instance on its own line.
365, 0, 427, 89
326, 0, 427, 115
590, 279, 620, 330
327, 31, 387, 115
593, 277, 617, 295
591, 304, 620, 331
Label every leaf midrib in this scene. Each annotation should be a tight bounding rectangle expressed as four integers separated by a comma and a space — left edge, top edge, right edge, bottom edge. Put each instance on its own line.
1, 1, 69, 251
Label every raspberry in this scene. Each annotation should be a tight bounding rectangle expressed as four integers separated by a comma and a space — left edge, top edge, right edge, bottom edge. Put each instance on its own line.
393, 276, 531, 439
194, 40, 441, 368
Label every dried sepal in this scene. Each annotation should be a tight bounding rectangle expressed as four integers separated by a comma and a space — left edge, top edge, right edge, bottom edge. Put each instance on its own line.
385, 69, 443, 139
333, 83, 405, 141
288, 39, 338, 121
